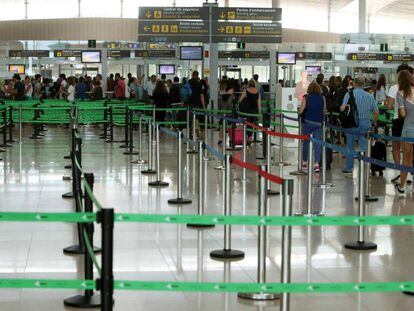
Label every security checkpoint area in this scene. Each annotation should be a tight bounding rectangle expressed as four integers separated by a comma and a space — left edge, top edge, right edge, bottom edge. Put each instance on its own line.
1, 1, 414, 311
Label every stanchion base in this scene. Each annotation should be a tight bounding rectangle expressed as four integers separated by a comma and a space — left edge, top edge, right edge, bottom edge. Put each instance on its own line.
64, 155, 71, 160
187, 223, 216, 229
105, 139, 113, 143
210, 249, 245, 261
203, 157, 212, 161
123, 151, 139, 155
214, 166, 225, 170
403, 291, 414, 296
355, 195, 379, 202
64, 165, 72, 169
29, 136, 42, 140
141, 169, 157, 175
273, 162, 291, 167
267, 190, 280, 196
0, 144, 12, 148
63, 244, 101, 255
187, 149, 198, 154
256, 156, 265, 160
344, 241, 378, 251
7, 139, 16, 143
0, 149, 5, 153
168, 198, 192, 205
62, 192, 74, 199
315, 183, 336, 189
131, 160, 147, 165
63, 294, 101, 308
119, 144, 127, 148
148, 181, 169, 187
62, 176, 72, 181
238, 292, 280, 301
290, 170, 307, 176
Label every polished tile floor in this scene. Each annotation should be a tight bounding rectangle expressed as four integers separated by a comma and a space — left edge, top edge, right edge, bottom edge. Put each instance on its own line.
0, 125, 413, 310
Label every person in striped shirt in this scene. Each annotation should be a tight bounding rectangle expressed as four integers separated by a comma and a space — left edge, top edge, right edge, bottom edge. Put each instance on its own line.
340, 76, 379, 175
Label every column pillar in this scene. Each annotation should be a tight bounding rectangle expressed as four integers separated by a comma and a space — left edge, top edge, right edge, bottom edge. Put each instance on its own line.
101, 49, 108, 94
78, 0, 81, 18
359, 0, 367, 33
271, 0, 280, 8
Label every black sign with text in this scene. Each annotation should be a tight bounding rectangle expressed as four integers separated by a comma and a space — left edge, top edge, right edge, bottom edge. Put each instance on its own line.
9, 50, 50, 58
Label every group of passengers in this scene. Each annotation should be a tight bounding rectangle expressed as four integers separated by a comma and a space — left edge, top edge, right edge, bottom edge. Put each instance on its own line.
299, 65, 414, 195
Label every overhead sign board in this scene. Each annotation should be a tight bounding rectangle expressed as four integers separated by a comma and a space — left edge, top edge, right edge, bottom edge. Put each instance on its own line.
296, 52, 332, 60
348, 53, 414, 62
212, 7, 282, 21
213, 21, 282, 43
107, 50, 131, 58
138, 21, 209, 43
9, 50, 50, 58
219, 51, 270, 59
54, 50, 82, 58
139, 7, 209, 20
135, 50, 176, 58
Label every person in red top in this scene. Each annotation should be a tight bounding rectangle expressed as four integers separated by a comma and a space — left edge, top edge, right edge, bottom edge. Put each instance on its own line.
114, 73, 125, 99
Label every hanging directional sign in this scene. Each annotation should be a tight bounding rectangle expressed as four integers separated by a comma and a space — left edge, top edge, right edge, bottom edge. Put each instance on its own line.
139, 7, 209, 20
296, 52, 332, 60
135, 50, 176, 58
54, 50, 82, 58
107, 50, 131, 59
219, 51, 270, 59
212, 7, 282, 21
212, 21, 282, 43
138, 21, 210, 43
9, 50, 50, 58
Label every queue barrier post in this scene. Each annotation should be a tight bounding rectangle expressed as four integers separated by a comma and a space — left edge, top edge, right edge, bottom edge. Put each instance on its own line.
148, 124, 169, 187
168, 131, 192, 205
203, 112, 212, 161
141, 122, 156, 175
290, 117, 306, 176
187, 111, 198, 154
187, 141, 215, 229
238, 165, 279, 301
185, 108, 191, 152
99, 104, 108, 140
119, 106, 129, 148
105, 106, 114, 143
241, 122, 248, 182
1, 107, 12, 147
131, 112, 147, 165
123, 109, 138, 155
345, 152, 378, 251
7, 106, 14, 143
266, 133, 280, 196
98, 208, 115, 311
315, 120, 335, 190
355, 131, 378, 202
62, 117, 77, 198
280, 179, 294, 311
214, 118, 226, 170
295, 133, 321, 217
275, 114, 290, 167
64, 172, 101, 308
210, 154, 245, 261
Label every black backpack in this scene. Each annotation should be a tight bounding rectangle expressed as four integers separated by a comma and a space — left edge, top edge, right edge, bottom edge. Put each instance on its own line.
338, 90, 358, 128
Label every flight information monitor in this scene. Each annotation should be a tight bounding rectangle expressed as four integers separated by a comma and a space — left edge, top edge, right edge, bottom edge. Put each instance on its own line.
159, 64, 175, 75
81, 51, 101, 63
277, 52, 296, 65
180, 46, 203, 60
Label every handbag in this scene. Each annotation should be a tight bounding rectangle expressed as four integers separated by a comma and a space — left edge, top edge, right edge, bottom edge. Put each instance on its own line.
338, 90, 359, 128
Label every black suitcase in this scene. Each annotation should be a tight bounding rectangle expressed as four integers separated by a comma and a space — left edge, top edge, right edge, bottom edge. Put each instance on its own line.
175, 109, 187, 130
371, 141, 386, 176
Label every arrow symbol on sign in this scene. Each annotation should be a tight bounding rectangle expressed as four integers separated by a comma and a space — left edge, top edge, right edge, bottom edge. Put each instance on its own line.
220, 12, 225, 19
218, 26, 225, 33
144, 26, 150, 32
146, 11, 152, 18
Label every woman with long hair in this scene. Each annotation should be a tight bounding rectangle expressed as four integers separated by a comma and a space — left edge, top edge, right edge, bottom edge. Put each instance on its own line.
395, 70, 414, 194
152, 80, 170, 122
376, 74, 387, 104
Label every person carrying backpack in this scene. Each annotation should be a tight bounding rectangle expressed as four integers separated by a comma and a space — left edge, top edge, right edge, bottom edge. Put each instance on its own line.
180, 78, 192, 105
339, 76, 379, 176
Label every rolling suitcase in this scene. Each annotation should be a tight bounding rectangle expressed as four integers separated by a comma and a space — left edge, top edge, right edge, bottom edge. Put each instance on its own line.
228, 125, 244, 146
371, 141, 386, 176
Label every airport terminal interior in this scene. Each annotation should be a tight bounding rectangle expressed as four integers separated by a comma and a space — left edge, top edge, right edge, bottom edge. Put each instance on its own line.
1, 0, 414, 310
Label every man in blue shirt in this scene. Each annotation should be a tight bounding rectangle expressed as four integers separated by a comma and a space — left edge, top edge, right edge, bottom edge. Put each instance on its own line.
340, 76, 379, 175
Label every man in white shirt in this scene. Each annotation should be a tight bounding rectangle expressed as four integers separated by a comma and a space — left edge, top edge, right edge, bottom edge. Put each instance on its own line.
386, 64, 414, 183
145, 75, 157, 98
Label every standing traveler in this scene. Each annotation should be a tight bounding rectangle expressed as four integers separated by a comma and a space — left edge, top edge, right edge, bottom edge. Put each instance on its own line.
145, 75, 157, 98
340, 76, 379, 175
24, 76, 33, 99
300, 82, 325, 173
376, 74, 387, 105
114, 73, 125, 99
152, 80, 170, 122
238, 79, 261, 139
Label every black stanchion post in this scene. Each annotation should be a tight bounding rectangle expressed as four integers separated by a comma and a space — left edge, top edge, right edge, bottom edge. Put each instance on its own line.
99, 208, 115, 311
101, 104, 108, 140
210, 154, 245, 261
123, 110, 138, 155
120, 106, 129, 148
168, 131, 192, 205
105, 106, 113, 143
345, 152, 378, 251
266, 134, 280, 196
62, 124, 77, 198
131, 112, 147, 165
187, 111, 198, 154
7, 106, 14, 143
141, 122, 156, 175
64, 172, 101, 308
1, 108, 11, 147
